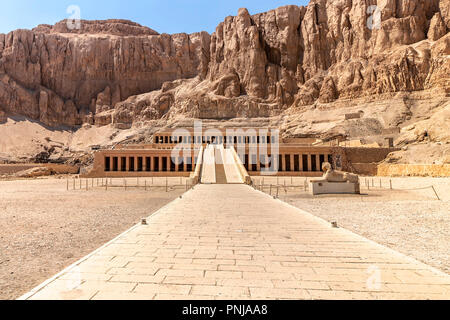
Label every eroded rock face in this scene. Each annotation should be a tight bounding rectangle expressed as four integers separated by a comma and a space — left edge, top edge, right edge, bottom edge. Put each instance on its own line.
120, 0, 449, 126
33, 19, 159, 36
0, 21, 210, 126
0, 0, 448, 130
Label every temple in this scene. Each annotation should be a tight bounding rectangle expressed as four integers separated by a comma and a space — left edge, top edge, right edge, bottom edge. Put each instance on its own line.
84, 128, 397, 179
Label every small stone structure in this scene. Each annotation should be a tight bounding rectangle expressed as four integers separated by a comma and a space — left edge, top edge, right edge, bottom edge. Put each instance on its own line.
310, 162, 360, 195
384, 137, 394, 148
382, 127, 401, 135
344, 112, 362, 120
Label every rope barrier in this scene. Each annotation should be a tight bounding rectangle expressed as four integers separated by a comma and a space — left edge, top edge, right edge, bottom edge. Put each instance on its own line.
250, 178, 442, 201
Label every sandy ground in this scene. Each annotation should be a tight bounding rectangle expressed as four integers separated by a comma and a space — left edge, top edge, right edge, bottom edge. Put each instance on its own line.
252, 176, 450, 274
0, 177, 185, 300
1, 175, 448, 299
0, 117, 139, 162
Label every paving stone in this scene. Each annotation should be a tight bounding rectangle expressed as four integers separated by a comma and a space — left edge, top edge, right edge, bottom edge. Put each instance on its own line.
22, 184, 450, 300
133, 283, 191, 295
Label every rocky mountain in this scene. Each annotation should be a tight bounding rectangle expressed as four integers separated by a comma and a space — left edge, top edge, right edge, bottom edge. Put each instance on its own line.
0, 19, 210, 126
0, 0, 449, 164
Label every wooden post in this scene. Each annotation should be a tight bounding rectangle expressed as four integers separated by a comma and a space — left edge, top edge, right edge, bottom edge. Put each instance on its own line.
105, 178, 108, 191
431, 186, 440, 201
270, 184, 272, 195
66, 179, 69, 191
276, 185, 279, 198
124, 179, 127, 191
86, 179, 88, 191
390, 179, 392, 190
166, 177, 168, 192
379, 179, 382, 188
145, 180, 147, 191
73, 179, 75, 190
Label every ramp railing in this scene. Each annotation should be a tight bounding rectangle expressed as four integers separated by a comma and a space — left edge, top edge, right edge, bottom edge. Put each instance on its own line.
190, 146, 204, 185
229, 146, 252, 185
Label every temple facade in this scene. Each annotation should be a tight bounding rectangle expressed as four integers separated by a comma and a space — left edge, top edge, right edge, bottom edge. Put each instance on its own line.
84, 128, 395, 178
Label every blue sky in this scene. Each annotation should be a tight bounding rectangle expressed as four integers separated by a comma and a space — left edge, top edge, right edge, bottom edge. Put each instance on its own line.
0, 0, 309, 35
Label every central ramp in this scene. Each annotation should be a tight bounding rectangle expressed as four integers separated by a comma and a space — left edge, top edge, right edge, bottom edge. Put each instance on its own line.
214, 147, 228, 184
20, 184, 450, 300
201, 145, 245, 184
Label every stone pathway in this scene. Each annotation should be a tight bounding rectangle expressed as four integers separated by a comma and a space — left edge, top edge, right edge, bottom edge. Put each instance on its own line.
214, 148, 227, 184
19, 184, 450, 300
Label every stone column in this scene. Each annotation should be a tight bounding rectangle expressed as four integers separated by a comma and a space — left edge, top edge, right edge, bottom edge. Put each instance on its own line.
151, 156, 155, 171
299, 154, 304, 172
316, 154, 321, 172
290, 154, 295, 172
257, 152, 261, 172
175, 156, 180, 172
159, 157, 163, 172
167, 156, 172, 172
307, 154, 312, 172
281, 154, 286, 172
274, 155, 280, 172
126, 157, 131, 171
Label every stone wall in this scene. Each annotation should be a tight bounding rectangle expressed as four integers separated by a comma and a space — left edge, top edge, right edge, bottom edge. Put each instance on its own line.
343, 148, 397, 164
352, 163, 378, 176
377, 164, 450, 177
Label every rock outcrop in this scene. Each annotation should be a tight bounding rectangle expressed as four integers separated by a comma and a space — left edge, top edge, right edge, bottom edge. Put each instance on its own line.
33, 19, 159, 36
0, 0, 449, 151
0, 20, 210, 126
109, 0, 448, 128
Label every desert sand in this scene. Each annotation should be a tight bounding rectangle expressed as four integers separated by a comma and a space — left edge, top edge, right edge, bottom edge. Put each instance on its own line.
252, 176, 450, 274
0, 177, 185, 300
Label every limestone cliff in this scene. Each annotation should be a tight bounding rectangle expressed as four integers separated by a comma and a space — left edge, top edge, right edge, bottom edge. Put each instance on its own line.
0, 0, 449, 164
0, 19, 210, 126
100, 0, 450, 126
